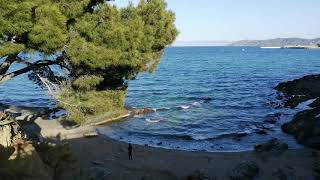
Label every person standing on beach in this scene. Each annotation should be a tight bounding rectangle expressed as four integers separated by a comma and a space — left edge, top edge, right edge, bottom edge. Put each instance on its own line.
128, 143, 133, 160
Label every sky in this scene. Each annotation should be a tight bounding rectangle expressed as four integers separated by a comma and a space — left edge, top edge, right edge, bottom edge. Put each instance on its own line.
112, 0, 320, 43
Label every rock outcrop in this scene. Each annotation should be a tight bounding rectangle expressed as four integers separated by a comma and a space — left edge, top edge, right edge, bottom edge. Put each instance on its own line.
281, 108, 320, 149
0, 141, 52, 180
275, 74, 320, 150
0, 110, 82, 180
0, 112, 25, 147
275, 74, 320, 108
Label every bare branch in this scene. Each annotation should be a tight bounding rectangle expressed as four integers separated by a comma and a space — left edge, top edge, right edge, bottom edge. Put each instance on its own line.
0, 53, 18, 75
0, 60, 58, 84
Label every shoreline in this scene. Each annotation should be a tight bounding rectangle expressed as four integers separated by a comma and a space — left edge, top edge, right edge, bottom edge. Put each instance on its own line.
67, 132, 317, 179
0, 103, 318, 179
30, 118, 317, 179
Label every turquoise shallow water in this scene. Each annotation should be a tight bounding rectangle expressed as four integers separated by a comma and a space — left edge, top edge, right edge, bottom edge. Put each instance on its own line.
1, 47, 320, 151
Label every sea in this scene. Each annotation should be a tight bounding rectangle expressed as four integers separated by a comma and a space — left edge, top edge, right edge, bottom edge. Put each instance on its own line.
1, 47, 320, 151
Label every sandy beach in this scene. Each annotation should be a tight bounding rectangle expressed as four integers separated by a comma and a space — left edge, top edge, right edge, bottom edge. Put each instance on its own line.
66, 133, 316, 180
27, 113, 314, 180
21, 117, 317, 179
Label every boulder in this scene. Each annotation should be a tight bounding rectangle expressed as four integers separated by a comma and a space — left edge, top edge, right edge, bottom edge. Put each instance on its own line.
0, 112, 7, 120
129, 108, 156, 116
254, 138, 288, 154
229, 160, 260, 180
275, 75, 320, 150
281, 108, 320, 149
0, 117, 25, 148
263, 113, 281, 124
275, 74, 320, 108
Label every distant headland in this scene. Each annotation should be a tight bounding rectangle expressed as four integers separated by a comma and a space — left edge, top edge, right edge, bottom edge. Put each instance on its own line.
172, 38, 320, 47
230, 38, 320, 47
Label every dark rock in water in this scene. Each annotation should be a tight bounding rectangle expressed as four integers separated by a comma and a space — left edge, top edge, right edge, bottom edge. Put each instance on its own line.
129, 108, 156, 116
309, 98, 320, 108
157, 142, 163, 145
202, 97, 213, 102
275, 74, 320, 150
255, 129, 268, 135
264, 118, 277, 124
263, 113, 282, 124
229, 160, 260, 180
254, 138, 288, 154
256, 124, 272, 131
283, 96, 310, 109
281, 108, 320, 149
275, 74, 320, 108
269, 101, 283, 109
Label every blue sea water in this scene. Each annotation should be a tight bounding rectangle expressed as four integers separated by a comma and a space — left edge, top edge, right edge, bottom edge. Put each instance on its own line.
1, 47, 320, 151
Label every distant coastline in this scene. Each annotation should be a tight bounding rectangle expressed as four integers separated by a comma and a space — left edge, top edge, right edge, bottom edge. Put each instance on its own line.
230, 38, 320, 47
172, 38, 320, 47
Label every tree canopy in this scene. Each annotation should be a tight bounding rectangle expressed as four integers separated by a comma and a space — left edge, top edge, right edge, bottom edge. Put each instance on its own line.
0, 0, 178, 123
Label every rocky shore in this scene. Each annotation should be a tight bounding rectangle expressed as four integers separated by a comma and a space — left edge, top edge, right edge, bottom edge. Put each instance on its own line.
1, 80, 320, 179
0, 103, 318, 179
275, 74, 320, 150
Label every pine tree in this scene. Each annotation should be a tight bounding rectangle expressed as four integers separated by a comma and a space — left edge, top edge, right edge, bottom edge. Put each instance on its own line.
0, 0, 178, 123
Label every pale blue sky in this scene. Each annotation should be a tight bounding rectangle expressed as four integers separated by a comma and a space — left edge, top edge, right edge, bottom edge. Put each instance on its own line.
112, 0, 320, 42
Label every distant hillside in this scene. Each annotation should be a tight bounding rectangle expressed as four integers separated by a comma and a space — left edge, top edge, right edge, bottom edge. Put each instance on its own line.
230, 38, 320, 47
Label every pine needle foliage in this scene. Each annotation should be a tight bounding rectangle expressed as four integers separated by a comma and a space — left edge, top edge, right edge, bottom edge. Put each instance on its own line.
0, 0, 178, 123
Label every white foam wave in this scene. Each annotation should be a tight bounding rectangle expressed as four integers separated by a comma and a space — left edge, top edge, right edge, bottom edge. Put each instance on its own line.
180, 105, 190, 110
145, 118, 161, 123
192, 102, 202, 107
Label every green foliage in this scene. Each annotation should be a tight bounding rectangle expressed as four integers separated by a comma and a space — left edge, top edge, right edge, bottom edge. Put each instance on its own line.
28, 4, 68, 54
59, 89, 126, 124
72, 75, 104, 91
0, 43, 25, 57
317, 44, 320, 47
0, 0, 178, 123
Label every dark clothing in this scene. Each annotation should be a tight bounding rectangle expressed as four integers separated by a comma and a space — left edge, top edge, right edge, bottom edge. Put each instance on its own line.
128, 144, 133, 160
